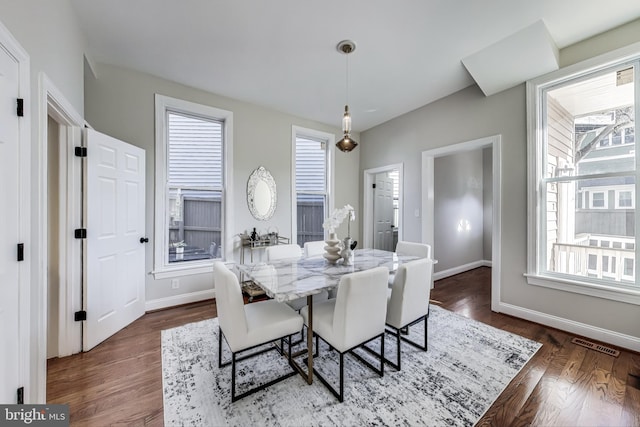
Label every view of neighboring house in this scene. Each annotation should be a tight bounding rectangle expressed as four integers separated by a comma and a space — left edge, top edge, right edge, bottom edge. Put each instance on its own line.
544, 67, 635, 284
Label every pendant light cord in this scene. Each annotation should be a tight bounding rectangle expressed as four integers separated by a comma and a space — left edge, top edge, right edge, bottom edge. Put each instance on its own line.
346, 52, 349, 106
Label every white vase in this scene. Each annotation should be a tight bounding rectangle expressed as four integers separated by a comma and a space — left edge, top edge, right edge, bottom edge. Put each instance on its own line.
341, 237, 354, 265
323, 232, 341, 264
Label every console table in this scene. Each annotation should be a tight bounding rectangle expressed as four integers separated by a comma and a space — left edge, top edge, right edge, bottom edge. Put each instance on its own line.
239, 235, 290, 264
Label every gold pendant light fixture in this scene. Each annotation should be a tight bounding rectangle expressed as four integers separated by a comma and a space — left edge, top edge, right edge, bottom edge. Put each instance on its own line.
336, 40, 358, 153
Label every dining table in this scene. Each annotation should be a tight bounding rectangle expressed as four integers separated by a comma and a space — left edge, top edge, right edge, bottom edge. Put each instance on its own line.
235, 248, 420, 385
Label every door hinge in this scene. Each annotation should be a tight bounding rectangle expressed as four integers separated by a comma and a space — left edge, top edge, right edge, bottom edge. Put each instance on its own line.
74, 311, 87, 321
75, 146, 87, 157
16, 98, 24, 117
372, 183, 376, 189
17, 243, 24, 262
17, 386, 24, 404
74, 228, 87, 239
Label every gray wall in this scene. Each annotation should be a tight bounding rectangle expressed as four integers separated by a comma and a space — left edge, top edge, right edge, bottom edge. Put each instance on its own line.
434, 150, 484, 273
360, 20, 640, 340
84, 63, 360, 302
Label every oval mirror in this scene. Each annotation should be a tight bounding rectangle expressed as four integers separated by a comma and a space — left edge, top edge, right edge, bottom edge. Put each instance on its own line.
247, 166, 277, 220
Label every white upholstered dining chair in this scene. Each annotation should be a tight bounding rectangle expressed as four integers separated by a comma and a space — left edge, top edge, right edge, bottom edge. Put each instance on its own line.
303, 240, 326, 258
265, 243, 303, 261
300, 266, 389, 402
395, 241, 432, 259
389, 241, 432, 287
213, 262, 303, 402
385, 258, 432, 370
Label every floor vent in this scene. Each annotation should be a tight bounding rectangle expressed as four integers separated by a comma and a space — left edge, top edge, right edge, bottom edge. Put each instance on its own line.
571, 337, 620, 357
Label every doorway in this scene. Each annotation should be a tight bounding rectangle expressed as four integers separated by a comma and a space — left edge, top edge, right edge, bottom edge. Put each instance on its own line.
421, 135, 502, 311
36, 75, 85, 402
363, 164, 403, 250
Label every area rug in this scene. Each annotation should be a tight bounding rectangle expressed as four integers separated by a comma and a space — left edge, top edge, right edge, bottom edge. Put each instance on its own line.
162, 305, 541, 426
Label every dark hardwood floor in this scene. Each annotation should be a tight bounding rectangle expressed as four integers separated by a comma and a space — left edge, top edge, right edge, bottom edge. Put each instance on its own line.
47, 267, 640, 426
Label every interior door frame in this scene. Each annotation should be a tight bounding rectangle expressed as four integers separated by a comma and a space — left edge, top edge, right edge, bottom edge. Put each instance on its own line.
363, 163, 403, 250
421, 134, 502, 311
35, 73, 84, 402
0, 19, 31, 404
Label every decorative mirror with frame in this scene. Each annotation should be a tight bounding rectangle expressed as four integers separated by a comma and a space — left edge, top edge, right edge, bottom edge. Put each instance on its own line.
247, 166, 277, 220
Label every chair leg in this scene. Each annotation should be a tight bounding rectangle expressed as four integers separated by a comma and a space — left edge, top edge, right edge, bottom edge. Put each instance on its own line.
339, 352, 344, 402
396, 328, 401, 371
364, 328, 401, 370
424, 315, 428, 349
380, 333, 385, 377
400, 315, 429, 351
231, 351, 237, 401
229, 334, 299, 402
218, 326, 223, 368
313, 334, 386, 403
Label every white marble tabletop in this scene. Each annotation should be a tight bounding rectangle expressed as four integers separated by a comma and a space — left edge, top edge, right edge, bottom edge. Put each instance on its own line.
235, 248, 420, 302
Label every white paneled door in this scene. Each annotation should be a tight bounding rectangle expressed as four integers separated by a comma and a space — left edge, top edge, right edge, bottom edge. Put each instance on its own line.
373, 173, 394, 251
0, 31, 23, 404
83, 129, 146, 351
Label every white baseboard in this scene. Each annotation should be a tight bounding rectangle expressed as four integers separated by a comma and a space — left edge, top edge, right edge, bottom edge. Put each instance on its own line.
497, 301, 640, 353
145, 289, 215, 312
433, 260, 492, 281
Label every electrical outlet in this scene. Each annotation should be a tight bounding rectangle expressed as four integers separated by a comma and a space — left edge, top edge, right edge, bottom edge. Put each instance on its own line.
171, 279, 180, 289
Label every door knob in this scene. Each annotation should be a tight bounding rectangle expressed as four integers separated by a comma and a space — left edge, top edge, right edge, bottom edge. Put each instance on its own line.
140, 237, 149, 244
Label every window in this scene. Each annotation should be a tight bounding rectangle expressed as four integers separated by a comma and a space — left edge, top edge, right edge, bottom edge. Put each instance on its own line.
292, 126, 334, 247
616, 187, 635, 209
589, 191, 607, 209
527, 48, 639, 303
154, 95, 233, 278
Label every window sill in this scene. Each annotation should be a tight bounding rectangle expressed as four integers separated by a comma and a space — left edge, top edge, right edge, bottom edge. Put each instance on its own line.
525, 273, 640, 305
152, 260, 235, 280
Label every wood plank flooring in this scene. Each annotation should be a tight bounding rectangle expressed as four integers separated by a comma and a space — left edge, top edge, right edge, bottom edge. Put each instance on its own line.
47, 267, 640, 426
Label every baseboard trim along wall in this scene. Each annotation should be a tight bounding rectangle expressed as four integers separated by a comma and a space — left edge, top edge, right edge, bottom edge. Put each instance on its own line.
497, 301, 640, 353
433, 260, 492, 281
145, 289, 215, 312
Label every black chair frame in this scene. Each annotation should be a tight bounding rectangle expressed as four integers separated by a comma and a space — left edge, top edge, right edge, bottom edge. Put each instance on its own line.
218, 326, 297, 402
311, 332, 385, 402
366, 314, 428, 371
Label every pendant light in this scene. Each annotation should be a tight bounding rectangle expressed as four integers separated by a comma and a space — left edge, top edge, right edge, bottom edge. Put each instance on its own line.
336, 40, 358, 153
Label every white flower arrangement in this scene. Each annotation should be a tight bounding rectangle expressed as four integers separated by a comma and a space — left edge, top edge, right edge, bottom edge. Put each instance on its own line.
323, 204, 356, 235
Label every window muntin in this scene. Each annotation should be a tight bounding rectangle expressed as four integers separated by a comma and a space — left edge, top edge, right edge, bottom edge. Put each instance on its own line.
529, 59, 638, 296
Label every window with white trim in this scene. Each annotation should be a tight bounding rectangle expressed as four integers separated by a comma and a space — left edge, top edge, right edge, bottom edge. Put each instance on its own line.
154, 95, 233, 277
615, 187, 635, 209
589, 190, 607, 209
527, 50, 638, 302
292, 126, 333, 247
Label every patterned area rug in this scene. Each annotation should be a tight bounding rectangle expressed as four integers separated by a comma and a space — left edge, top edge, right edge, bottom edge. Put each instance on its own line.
162, 305, 541, 426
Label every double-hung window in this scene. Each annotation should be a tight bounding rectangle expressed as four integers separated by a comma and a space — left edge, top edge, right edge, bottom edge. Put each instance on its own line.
526, 47, 639, 303
292, 126, 334, 247
154, 95, 233, 278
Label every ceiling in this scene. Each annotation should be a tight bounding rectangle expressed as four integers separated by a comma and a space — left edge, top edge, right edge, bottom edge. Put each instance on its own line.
70, 0, 640, 132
